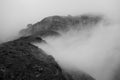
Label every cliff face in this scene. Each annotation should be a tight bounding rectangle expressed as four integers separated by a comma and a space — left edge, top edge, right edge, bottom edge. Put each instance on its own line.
0, 36, 94, 80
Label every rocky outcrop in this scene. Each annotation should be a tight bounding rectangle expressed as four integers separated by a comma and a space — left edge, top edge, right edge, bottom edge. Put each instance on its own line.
19, 15, 102, 37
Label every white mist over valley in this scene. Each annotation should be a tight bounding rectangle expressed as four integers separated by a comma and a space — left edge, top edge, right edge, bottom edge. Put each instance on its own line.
0, 0, 120, 80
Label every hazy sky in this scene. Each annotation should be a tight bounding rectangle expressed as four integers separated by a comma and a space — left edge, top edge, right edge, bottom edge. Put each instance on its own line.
0, 0, 120, 41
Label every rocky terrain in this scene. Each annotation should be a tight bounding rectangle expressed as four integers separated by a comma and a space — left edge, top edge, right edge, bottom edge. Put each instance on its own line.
0, 15, 101, 80
0, 35, 94, 80
19, 14, 102, 38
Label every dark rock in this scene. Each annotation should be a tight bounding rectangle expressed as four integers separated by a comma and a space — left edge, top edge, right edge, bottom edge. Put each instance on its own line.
0, 36, 95, 80
0, 37, 66, 80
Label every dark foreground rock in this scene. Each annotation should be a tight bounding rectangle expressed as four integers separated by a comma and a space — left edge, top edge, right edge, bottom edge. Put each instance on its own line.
0, 36, 95, 80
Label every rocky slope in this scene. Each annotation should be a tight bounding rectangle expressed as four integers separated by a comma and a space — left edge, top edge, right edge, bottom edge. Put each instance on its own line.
0, 36, 94, 80
19, 15, 102, 37
0, 15, 100, 80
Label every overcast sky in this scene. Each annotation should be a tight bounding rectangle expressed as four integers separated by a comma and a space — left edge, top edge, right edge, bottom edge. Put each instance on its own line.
0, 0, 119, 41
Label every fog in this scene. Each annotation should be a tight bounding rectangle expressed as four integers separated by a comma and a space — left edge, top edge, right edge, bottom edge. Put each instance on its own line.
0, 0, 119, 42
1, 0, 120, 80
34, 22, 120, 80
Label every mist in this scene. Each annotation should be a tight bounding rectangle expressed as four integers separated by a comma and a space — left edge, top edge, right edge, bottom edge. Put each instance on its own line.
1, 0, 120, 80
34, 20, 120, 80
0, 0, 120, 42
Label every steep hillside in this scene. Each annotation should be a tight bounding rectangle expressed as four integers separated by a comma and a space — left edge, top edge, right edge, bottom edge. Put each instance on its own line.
0, 36, 94, 80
